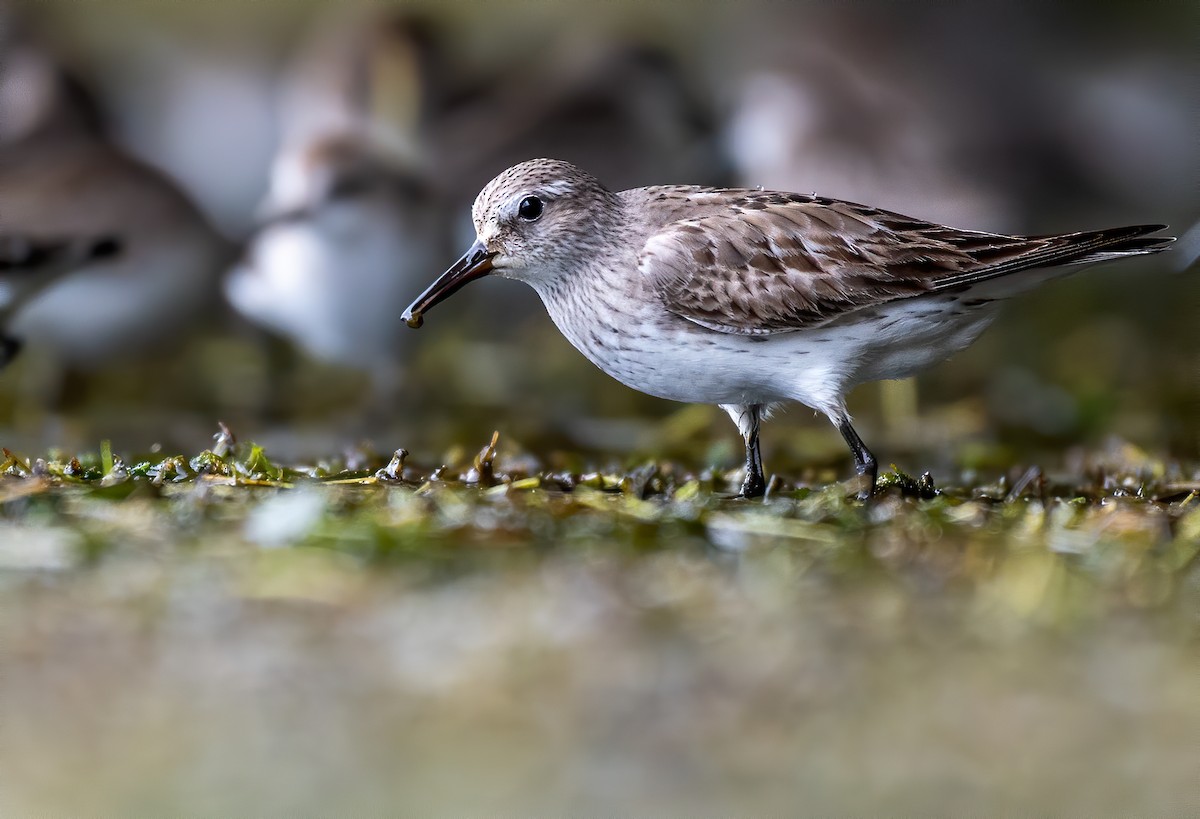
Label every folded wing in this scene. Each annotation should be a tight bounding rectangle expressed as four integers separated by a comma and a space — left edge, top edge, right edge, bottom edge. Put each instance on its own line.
637, 192, 1171, 335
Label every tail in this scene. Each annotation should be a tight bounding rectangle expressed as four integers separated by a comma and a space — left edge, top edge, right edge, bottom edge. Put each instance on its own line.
930, 224, 1175, 293
1052, 224, 1175, 265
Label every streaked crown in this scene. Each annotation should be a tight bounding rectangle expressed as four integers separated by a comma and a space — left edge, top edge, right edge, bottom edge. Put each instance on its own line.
470, 158, 621, 279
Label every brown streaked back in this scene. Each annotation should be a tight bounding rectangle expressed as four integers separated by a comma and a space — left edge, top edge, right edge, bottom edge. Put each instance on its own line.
633, 187, 1172, 335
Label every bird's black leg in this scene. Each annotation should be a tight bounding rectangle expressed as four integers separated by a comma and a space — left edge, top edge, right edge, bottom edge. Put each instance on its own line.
742, 410, 766, 498
835, 414, 878, 500
722, 403, 767, 498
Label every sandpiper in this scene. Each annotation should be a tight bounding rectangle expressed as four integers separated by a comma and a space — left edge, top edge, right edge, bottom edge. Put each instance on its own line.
224, 12, 449, 395
0, 30, 229, 368
225, 133, 442, 376
402, 159, 1173, 498
0, 131, 229, 370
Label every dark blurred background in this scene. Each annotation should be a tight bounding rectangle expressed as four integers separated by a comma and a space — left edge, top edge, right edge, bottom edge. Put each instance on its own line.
1, 0, 1197, 473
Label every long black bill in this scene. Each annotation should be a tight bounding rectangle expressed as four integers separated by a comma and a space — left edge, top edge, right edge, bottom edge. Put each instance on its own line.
401, 239, 495, 329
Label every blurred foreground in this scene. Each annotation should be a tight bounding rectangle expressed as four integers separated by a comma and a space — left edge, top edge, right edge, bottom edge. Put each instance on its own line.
1, 433, 1199, 814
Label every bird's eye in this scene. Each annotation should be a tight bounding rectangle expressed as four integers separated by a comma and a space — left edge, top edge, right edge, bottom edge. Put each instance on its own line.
518, 195, 543, 221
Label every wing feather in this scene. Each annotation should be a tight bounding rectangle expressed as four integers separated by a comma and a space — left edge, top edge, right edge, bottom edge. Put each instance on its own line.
636, 192, 1169, 335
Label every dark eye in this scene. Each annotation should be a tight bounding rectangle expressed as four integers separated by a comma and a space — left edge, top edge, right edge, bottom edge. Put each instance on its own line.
518, 195, 543, 221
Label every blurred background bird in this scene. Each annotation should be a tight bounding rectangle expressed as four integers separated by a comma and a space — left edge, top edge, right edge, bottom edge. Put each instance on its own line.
0, 12, 232, 411
225, 13, 446, 400
721, 4, 1200, 235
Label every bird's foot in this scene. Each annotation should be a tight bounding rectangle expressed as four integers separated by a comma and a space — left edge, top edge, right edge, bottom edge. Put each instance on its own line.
854, 462, 879, 502
739, 470, 766, 499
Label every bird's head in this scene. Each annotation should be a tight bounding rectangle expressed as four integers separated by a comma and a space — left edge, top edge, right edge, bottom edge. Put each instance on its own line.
402, 158, 617, 328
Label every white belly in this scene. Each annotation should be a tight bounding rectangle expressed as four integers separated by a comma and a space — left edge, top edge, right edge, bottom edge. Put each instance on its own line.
546, 291, 998, 416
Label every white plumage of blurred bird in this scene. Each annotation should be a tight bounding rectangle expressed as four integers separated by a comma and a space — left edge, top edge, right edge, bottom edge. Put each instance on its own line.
224, 13, 447, 391
226, 133, 443, 375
